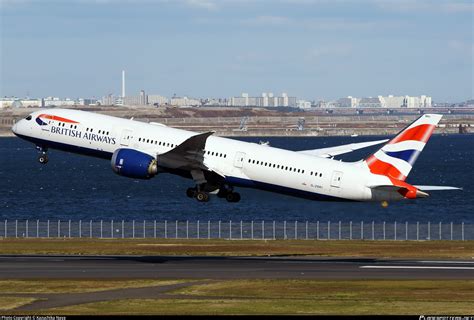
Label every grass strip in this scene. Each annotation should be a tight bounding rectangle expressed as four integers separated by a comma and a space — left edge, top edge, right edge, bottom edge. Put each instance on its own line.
0, 279, 189, 294
45, 279, 474, 315
0, 297, 38, 311
0, 238, 473, 259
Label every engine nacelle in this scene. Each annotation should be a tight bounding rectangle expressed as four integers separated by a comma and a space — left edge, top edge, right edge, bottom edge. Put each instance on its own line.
111, 148, 158, 179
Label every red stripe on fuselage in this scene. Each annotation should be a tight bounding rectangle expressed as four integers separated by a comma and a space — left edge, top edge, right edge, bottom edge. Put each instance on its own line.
39, 114, 79, 124
366, 155, 407, 181
389, 124, 435, 144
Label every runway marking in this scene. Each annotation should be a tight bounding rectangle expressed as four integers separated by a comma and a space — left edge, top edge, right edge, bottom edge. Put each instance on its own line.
419, 260, 474, 264
360, 266, 474, 270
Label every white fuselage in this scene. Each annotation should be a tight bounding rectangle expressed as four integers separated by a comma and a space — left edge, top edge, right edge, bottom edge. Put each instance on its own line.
12, 109, 388, 201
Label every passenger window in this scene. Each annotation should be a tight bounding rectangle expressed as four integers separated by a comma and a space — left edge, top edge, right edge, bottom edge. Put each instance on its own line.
25, 115, 32, 121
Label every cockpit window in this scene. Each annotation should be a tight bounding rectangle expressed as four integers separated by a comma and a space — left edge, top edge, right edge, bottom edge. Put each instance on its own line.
25, 115, 32, 121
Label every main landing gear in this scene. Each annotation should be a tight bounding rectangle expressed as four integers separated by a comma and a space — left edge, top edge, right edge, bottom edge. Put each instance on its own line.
186, 185, 241, 203
186, 187, 210, 202
218, 188, 241, 203
36, 146, 49, 164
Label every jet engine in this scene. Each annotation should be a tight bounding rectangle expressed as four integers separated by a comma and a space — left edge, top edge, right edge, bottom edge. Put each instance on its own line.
111, 148, 158, 179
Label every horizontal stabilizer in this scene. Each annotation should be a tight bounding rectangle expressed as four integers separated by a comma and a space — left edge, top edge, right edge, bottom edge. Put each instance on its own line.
414, 185, 462, 191
368, 184, 429, 199
298, 139, 388, 158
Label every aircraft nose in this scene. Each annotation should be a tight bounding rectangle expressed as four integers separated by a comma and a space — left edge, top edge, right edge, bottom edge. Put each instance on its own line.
12, 122, 18, 134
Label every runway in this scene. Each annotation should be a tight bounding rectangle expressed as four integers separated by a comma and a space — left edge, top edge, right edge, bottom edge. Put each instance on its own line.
1, 255, 473, 279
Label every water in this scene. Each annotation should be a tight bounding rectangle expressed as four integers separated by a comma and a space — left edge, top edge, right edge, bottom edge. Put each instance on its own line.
0, 135, 472, 222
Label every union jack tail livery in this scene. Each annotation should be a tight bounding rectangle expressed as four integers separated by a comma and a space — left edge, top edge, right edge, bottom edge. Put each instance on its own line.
365, 114, 442, 181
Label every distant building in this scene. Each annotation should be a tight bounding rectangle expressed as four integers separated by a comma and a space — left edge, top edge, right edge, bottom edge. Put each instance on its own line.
296, 100, 312, 109
170, 96, 201, 107
123, 95, 141, 105
1, 97, 42, 108
358, 96, 384, 108
41, 97, 75, 107
139, 90, 147, 105
228, 92, 297, 107
380, 95, 405, 108
336, 96, 359, 108
121, 90, 149, 106
407, 95, 431, 108
336, 95, 432, 108
78, 98, 98, 106
202, 98, 228, 106
148, 95, 169, 106
101, 94, 117, 106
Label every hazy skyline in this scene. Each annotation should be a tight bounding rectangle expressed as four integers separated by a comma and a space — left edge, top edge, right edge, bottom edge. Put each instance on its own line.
1, 0, 472, 102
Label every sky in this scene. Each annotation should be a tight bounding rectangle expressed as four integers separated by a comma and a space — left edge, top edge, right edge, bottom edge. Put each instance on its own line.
0, 0, 472, 102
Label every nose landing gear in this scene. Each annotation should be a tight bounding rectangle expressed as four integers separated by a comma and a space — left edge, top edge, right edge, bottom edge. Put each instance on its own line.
38, 153, 49, 164
36, 146, 49, 164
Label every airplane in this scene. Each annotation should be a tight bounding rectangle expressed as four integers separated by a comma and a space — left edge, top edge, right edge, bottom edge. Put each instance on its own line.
11, 109, 460, 203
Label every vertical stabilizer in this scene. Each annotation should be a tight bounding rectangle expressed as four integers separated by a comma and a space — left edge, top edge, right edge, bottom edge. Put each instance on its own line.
365, 114, 442, 181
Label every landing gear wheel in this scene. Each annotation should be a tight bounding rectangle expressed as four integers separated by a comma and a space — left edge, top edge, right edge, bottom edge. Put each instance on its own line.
38, 154, 49, 164
186, 187, 196, 198
195, 191, 210, 202
226, 192, 241, 203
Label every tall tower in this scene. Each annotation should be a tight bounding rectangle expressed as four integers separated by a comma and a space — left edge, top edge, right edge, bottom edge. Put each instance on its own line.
121, 70, 126, 98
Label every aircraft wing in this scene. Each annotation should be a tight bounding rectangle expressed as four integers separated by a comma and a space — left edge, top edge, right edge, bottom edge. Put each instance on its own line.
297, 139, 389, 158
157, 131, 214, 170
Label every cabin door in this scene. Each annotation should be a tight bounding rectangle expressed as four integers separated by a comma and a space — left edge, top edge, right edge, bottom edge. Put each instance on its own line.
330, 171, 343, 188
233, 152, 246, 168
120, 129, 133, 146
